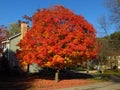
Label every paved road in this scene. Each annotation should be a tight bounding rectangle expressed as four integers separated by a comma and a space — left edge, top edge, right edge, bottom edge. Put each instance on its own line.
57, 81, 120, 90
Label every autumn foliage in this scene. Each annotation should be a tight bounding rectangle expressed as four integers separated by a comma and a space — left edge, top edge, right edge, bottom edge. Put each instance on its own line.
17, 5, 98, 70
0, 26, 8, 49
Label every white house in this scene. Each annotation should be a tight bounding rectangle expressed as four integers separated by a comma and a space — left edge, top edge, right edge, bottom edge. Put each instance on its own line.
2, 23, 41, 73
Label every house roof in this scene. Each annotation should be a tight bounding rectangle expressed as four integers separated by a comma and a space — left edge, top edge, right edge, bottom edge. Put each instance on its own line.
2, 40, 10, 43
2, 33, 21, 44
8, 33, 21, 40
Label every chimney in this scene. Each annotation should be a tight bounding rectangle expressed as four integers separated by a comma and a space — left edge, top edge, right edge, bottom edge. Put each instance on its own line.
21, 22, 28, 39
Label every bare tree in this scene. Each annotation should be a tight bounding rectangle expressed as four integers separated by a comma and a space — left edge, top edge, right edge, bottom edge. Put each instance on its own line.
97, 15, 114, 73
97, 14, 120, 71
97, 15, 111, 39
105, 0, 120, 30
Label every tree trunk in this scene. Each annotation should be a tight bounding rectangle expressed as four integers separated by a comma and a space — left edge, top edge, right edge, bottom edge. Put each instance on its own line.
101, 67, 104, 74
55, 70, 59, 82
86, 60, 89, 73
27, 64, 30, 73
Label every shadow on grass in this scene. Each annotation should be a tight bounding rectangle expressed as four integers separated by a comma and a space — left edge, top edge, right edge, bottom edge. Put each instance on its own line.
38, 69, 94, 80
0, 57, 35, 90
0, 70, 94, 90
60, 71, 94, 80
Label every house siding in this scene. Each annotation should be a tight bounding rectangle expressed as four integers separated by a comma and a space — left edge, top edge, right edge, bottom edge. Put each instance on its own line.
9, 35, 20, 53
8, 35, 41, 73
8, 35, 20, 68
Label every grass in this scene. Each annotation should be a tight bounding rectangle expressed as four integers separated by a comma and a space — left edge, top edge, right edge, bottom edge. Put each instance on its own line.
103, 69, 120, 76
91, 69, 120, 81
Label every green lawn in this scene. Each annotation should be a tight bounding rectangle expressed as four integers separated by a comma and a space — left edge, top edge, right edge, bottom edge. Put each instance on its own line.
92, 69, 120, 81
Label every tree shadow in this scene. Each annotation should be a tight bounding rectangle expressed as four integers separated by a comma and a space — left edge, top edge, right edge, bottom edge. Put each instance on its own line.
60, 70, 94, 80
0, 72, 35, 90
110, 75, 120, 83
0, 53, 94, 90
0, 56, 34, 90
0, 66, 94, 90
37, 69, 94, 80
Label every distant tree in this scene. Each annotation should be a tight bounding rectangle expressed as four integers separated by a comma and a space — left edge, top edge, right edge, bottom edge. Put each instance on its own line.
97, 38, 113, 73
8, 23, 21, 37
105, 0, 120, 30
97, 15, 111, 39
110, 31, 120, 40
17, 5, 98, 82
97, 31, 120, 71
109, 31, 120, 52
97, 14, 120, 71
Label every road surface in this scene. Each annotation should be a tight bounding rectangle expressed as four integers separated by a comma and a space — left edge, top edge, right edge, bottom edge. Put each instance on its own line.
58, 81, 120, 90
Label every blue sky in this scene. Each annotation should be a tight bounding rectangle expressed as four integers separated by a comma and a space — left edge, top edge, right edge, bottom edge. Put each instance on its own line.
0, 0, 110, 36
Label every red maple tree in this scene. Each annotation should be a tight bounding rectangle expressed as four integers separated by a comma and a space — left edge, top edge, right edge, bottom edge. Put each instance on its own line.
0, 26, 8, 48
17, 5, 98, 82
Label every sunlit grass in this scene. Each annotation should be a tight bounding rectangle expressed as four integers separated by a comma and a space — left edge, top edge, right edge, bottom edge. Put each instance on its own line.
91, 69, 120, 81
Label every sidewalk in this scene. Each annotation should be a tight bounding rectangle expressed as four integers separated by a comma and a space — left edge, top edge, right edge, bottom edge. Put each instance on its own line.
57, 81, 120, 90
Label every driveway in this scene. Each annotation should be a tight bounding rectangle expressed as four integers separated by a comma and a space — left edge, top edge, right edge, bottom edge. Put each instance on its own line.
57, 81, 120, 90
